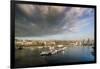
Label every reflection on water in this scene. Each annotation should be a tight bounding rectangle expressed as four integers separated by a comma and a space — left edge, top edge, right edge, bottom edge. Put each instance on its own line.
15, 45, 95, 68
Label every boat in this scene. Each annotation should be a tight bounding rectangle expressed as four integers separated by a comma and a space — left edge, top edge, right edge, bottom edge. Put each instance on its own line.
40, 51, 52, 56
40, 47, 67, 56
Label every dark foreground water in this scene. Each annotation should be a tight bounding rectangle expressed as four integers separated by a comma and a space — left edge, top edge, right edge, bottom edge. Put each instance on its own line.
15, 45, 95, 68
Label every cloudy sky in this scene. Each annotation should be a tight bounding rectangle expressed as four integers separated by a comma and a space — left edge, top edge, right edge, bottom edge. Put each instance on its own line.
15, 4, 94, 40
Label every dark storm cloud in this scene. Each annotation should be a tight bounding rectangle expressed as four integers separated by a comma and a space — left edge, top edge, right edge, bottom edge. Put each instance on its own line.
15, 4, 94, 37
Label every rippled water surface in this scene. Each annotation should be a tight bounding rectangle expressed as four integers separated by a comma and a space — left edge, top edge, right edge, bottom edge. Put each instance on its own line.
15, 45, 95, 68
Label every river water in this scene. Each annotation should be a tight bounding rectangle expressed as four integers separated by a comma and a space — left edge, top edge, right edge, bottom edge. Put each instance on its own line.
15, 45, 95, 68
